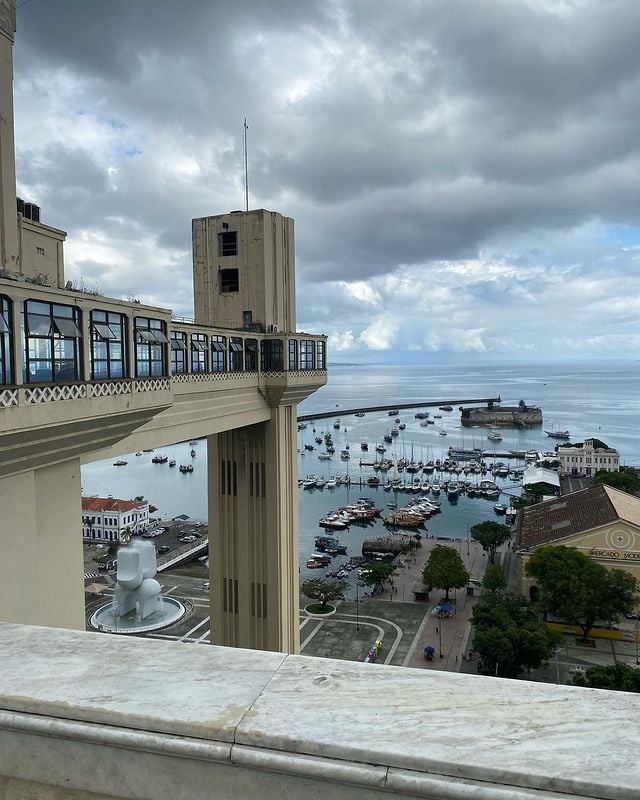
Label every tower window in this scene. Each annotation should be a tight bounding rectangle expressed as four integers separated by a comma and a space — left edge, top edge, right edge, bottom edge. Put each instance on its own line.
220, 269, 239, 293
36, 246, 45, 255
218, 231, 237, 256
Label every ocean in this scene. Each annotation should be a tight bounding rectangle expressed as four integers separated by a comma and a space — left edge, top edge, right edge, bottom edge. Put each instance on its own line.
81, 359, 640, 594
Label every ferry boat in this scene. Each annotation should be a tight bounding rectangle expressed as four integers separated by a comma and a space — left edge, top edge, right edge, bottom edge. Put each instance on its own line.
113, 460, 127, 467
544, 430, 571, 439
152, 455, 168, 464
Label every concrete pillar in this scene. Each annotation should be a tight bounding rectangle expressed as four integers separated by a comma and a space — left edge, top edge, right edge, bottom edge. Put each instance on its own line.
208, 404, 299, 653
0, 458, 85, 629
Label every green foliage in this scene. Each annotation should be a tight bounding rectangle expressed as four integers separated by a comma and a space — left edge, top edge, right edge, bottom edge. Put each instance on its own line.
302, 578, 348, 611
108, 544, 118, 556
570, 662, 640, 692
360, 562, 396, 591
594, 467, 640, 494
524, 483, 550, 498
482, 563, 507, 592
525, 546, 637, 640
511, 496, 532, 509
471, 592, 558, 678
422, 546, 470, 601
470, 521, 511, 564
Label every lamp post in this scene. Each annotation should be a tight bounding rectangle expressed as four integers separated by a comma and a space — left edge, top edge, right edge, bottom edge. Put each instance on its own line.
438, 615, 443, 659
467, 524, 470, 556
356, 580, 359, 631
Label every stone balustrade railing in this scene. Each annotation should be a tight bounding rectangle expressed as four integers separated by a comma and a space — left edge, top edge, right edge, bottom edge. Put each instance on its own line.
0, 622, 636, 800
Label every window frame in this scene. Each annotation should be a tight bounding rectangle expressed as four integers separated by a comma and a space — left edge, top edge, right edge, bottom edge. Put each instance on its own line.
22, 299, 83, 383
90, 309, 127, 381
170, 330, 188, 375
300, 339, 315, 370
211, 335, 227, 372
0, 295, 13, 385
229, 336, 244, 372
134, 316, 168, 378
191, 333, 208, 373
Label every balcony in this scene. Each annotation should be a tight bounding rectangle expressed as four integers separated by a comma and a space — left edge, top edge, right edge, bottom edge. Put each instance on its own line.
0, 621, 635, 800
0, 280, 326, 474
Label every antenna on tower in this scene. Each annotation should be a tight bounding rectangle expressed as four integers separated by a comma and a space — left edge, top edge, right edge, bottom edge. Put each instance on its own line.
243, 118, 249, 212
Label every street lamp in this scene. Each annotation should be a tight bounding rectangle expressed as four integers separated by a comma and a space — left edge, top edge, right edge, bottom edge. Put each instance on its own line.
356, 580, 360, 631
438, 616, 443, 659
467, 524, 470, 556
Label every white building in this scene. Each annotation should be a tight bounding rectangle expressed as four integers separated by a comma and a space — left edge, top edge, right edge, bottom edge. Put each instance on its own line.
557, 438, 620, 477
81, 496, 149, 542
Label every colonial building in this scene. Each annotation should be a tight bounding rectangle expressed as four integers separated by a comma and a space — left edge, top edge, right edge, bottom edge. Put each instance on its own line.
556, 438, 620, 476
516, 484, 640, 597
81, 496, 149, 542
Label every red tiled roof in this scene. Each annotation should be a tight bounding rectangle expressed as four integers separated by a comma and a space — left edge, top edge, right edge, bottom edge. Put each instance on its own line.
516, 484, 639, 549
82, 497, 147, 514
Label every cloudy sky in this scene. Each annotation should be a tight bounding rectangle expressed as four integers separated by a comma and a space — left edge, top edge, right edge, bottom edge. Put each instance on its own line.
12, 0, 640, 362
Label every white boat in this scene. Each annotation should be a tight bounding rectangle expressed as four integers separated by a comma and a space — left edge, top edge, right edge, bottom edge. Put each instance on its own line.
545, 429, 571, 439
318, 452, 332, 460
439, 430, 447, 436
487, 429, 502, 442
326, 477, 337, 488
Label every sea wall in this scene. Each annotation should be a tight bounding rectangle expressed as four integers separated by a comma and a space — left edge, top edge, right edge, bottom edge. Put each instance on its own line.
461, 406, 543, 427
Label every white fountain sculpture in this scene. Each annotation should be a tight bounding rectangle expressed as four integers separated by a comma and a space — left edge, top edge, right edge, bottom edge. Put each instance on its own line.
114, 540, 161, 620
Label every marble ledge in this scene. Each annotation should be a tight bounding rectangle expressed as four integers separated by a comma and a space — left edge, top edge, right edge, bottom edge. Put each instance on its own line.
1, 622, 639, 800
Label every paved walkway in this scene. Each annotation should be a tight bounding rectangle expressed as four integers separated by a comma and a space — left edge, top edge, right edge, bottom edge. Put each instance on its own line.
300, 534, 508, 671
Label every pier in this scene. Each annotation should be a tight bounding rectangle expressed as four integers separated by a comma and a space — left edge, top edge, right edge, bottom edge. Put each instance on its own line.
297, 397, 501, 423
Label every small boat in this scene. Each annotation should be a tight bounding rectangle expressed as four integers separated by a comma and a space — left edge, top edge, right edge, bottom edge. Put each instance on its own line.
439, 430, 447, 436
355, 411, 365, 417
152, 455, 168, 464
189, 440, 199, 446
439, 405, 453, 412
318, 452, 332, 460
375, 443, 386, 453
493, 503, 508, 515
142, 448, 154, 453
168, 460, 176, 467
179, 464, 194, 473
135, 452, 142, 457
190, 449, 196, 457
388, 409, 399, 416
398, 422, 406, 430
488, 430, 503, 442
360, 440, 369, 450
113, 460, 127, 467
333, 419, 341, 429
304, 444, 315, 451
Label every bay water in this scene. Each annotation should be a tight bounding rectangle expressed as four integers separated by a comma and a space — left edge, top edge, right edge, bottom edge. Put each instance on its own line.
81, 359, 640, 592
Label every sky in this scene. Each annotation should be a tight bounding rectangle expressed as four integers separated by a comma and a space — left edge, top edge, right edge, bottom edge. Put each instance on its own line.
12, 0, 640, 363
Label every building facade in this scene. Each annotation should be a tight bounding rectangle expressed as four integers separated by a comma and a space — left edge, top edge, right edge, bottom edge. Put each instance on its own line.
557, 438, 620, 476
516, 484, 640, 598
81, 496, 149, 542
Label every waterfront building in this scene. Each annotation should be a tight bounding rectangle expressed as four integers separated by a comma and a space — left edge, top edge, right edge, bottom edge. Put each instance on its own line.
515, 484, 640, 597
556, 437, 620, 477
460, 402, 542, 427
521, 466, 560, 497
0, 1, 326, 653
81, 496, 149, 542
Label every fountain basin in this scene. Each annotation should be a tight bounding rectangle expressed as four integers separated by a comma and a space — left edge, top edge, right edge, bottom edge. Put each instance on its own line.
89, 596, 186, 634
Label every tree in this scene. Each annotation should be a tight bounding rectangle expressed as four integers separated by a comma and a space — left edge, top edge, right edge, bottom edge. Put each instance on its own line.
482, 563, 507, 592
470, 521, 511, 564
422, 546, 470, 601
525, 546, 637, 641
360, 562, 396, 593
471, 592, 558, 678
571, 662, 640, 692
594, 467, 640, 495
301, 578, 348, 612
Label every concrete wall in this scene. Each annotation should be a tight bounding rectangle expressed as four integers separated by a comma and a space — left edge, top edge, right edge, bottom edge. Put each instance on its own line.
193, 209, 295, 332
0, 460, 84, 628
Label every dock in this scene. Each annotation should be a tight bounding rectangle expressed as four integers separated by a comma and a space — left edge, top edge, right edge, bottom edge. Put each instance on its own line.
297, 397, 501, 423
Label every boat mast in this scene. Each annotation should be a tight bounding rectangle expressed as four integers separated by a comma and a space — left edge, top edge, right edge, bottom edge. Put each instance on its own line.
243, 118, 249, 212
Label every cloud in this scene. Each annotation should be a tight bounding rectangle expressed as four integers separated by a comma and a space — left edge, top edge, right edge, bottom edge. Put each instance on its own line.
11, 0, 640, 357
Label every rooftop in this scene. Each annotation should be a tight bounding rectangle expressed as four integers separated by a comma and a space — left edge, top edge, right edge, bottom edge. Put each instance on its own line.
82, 496, 147, 514
517, 484, 640, 549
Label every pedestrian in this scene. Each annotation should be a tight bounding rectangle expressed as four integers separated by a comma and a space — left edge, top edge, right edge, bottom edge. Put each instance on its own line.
390, 594, 393, 601
455, 655, 458, 664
